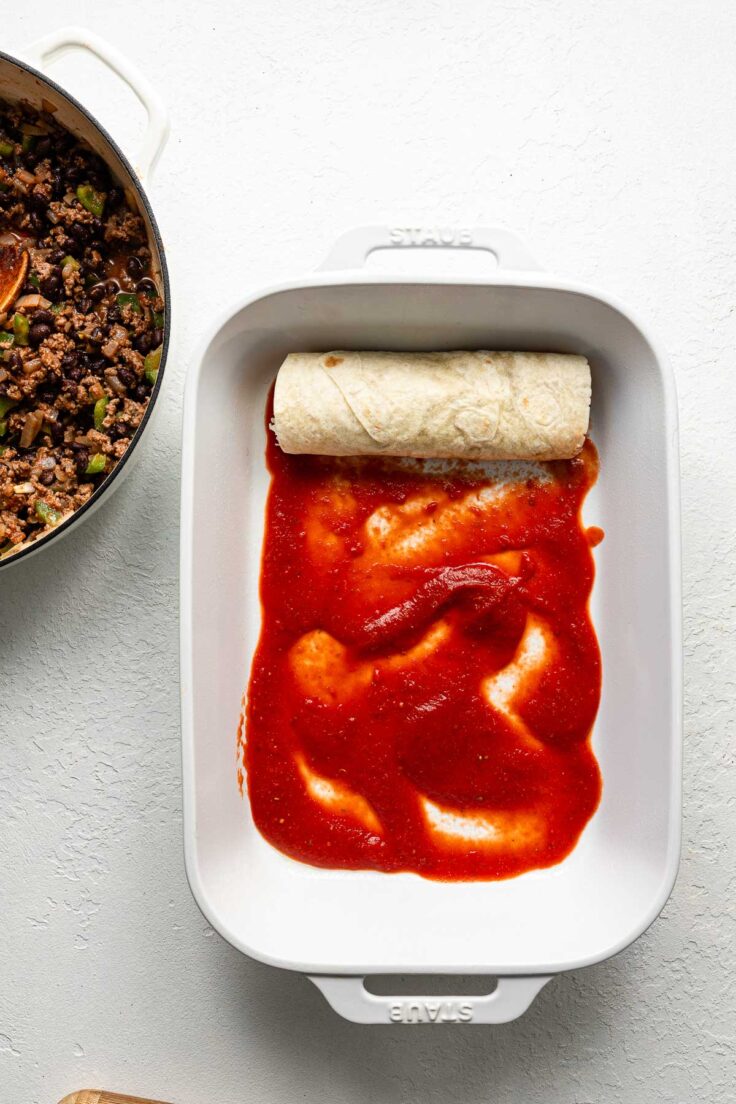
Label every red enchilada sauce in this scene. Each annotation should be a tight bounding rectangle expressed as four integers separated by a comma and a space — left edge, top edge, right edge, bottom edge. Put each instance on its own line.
244, 417, 602, 881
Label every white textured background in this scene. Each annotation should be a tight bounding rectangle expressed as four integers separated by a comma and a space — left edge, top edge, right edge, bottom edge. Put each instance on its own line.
1, 1, 734, 1102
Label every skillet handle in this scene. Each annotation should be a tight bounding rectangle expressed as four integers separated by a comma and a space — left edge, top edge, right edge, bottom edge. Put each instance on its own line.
21, 26, 169, 184
317, 225, 540, 273
309, 974, 552, 1024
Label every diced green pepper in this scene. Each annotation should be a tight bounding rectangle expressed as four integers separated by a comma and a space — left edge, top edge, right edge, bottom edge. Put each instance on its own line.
35, 500, 62, 526
21, 134, 35, 154
28, 273, 40, 290
140, 282, 158, 300
51, 302, 64, 315
0, 396, 17, 419
116, 292, 142, 314
85, 453, 107, 476
93, 395, 109, 430
60, 255, 79, 278
0, 139, 14, 157
144, 345, 162, 385
152, 309, 165, 328
13, 313, 29, 346
0, 332, 14, 347
0, 421, 6, 437
76, 182, 106, 217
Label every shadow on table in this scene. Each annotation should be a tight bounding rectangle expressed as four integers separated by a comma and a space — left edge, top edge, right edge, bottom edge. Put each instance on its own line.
226, 946, 634, 1104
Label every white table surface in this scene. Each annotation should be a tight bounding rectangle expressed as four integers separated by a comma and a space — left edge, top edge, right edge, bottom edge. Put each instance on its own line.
2, 2, 734, 1102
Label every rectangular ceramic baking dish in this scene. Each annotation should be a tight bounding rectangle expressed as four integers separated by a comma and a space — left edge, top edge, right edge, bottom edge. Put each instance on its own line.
180, 226, 682, 1024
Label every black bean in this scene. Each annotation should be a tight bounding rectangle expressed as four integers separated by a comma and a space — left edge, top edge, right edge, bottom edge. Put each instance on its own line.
63, 165, 82, 186
77, 297, 90, 314
152, 327, 164, 348
108, 422, 123, 441
134, 332, 152, 355
127, 256, 144, 278
74, 447, 89, 477
107, 186, 123, 210
133, 383, 147, 402
49, 420, 64, 444
70, 222, 91, 245
89, 283, 106, 302
34, 310, 55, 327
104, 278, 120, 295
106, 306, 121, 324
35, 137, 51, 158
28, 322, 52, 347
117, 367, 134, 388
66, 364, 83, 382
41, 271, 61, 298
39, 470, 55, 486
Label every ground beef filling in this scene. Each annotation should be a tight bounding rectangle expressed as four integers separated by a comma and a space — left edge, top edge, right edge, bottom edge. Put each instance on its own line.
0, 98, 164, 555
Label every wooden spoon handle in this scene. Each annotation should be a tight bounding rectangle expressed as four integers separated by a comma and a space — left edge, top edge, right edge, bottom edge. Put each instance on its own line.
59, 1093, 174, 1104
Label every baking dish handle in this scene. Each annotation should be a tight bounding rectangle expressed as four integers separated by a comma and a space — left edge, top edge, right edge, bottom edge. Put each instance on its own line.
21, 26, 170, 184
317, 225, 540, 273
309, 974, 552, 1024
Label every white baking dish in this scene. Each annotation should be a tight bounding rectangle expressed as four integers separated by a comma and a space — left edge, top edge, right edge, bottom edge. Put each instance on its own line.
180, 226, 682, 1024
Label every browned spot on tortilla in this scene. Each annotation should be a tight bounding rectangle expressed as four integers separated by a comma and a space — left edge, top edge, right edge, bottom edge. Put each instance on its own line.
324, 355, 343, 368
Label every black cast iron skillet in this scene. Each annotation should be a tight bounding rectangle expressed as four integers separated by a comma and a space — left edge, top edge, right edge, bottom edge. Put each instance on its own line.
0, 27, 170, 569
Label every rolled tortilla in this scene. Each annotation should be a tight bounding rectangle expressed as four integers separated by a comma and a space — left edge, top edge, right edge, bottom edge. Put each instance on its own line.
273, 351, 591, 461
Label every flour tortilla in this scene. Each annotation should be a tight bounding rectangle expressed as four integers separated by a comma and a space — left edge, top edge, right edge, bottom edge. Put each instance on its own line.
273, 351, 591, 461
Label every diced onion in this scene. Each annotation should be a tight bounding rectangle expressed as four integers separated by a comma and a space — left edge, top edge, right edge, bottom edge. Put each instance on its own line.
20, 409, 44, 447
105, 370, 127, 397
14, 294, 51, 310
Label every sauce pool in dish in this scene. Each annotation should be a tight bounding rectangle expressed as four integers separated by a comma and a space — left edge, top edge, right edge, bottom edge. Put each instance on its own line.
243, 409, 603, 880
